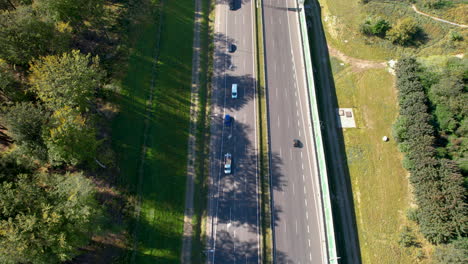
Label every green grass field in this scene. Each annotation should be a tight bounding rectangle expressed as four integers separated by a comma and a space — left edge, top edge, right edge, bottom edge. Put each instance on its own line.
318, 0, 467, 60
330, 62, 433, 263
416, 0, 468, 25
314, 0, 457, 262
112, 0, 194, 262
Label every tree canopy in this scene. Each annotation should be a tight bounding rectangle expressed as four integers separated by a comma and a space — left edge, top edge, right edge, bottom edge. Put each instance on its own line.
394, 58, 467, 245
387, 18, 420, 46
0, 59, 18, 101
433, 237, 468, 264
35, 0, 104, 25
0, 172, 102, 264
0, 6, 69, 65
29, 50, 103, 112
1, 102, 49, 160
44, 106, 99, 165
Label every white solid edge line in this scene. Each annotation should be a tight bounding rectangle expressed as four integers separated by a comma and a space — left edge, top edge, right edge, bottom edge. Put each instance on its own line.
212, 4, 229, 263
251, 0, 261, 263
290, 1, 328, 262
287, 5, 322, 257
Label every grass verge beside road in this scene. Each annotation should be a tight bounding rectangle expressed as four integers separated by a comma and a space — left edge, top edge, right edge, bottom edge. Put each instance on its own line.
311, 0, 445, 262
112, 0, 194, 262
190, 0, 215, 262
330, 64, 427, 263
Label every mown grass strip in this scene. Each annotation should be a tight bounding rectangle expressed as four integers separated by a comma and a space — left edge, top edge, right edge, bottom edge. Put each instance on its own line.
112, 0, 195, 262
255, 0, 273, 263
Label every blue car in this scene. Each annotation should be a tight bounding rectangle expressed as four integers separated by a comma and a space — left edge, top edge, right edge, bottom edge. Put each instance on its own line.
224, 114, 233, 126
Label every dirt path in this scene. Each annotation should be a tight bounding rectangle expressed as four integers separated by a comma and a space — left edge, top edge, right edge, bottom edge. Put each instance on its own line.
181, 0, 203, 262
412, 4, 468, 28
327, 46, 387, 71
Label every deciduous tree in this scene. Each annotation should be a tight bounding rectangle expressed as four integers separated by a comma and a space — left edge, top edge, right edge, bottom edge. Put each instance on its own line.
0, 172, 102, 264
44, 106, 99, 165
0, 6, 69, 65
35, 0, 104, 25
1, 102, 49, 160
387, 18, 420, 46
29, 50, 103, 112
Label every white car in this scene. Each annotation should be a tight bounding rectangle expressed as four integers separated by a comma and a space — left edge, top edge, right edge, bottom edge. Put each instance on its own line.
231, 84, 238, 98
224, 153, 232, 174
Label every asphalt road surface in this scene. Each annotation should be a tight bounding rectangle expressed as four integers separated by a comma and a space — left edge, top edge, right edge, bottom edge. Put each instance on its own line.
263, 0, 328, 263
206, 0, 261, 263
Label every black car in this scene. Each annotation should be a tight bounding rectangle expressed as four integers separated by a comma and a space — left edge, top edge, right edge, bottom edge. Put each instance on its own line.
293, 139, 302, 148
228, 43, 236, 53
229, 0, 235, 10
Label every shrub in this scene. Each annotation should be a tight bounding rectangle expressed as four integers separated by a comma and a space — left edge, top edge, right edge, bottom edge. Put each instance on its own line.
450, 31, 463, 42
387, 18, 420, 45
399, 226, 418, 247
407, 208, 420, 223
423, 0, 447, 9
360, 20, 373, 36
360, 18, 391, 37
433, 237, 468, 264
372, 18, 391, 37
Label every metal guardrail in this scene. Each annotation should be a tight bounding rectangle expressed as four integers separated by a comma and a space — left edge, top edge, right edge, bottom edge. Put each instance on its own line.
296, 1, 339, 263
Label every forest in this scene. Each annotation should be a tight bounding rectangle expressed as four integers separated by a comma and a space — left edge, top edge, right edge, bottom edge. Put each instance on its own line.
0, 0, 141, 262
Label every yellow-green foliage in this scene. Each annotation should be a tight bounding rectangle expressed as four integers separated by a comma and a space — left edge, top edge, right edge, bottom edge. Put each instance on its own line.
387, 18, 420, 45
45, 106, 99, 165
29, 50, 103, 112
0, 172, 102, 264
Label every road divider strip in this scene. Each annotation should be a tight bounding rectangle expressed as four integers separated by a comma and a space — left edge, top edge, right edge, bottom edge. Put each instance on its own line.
296, 1, 338, 263
255, 0, 274, 263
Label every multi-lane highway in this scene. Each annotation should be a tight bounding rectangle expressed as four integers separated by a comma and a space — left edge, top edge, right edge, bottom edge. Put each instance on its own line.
206, 0, 330, 263
207, 0, 261, 263
263, 0, 328, 263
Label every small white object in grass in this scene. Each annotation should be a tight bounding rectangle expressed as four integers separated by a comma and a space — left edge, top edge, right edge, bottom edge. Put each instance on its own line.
95, 158, 106, 168
340, 63, 345, 66
344, 40, 348, 43
382, 136, 389, 142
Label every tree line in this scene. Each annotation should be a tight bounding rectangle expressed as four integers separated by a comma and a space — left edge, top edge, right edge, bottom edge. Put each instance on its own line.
0, 0, 137, 262
393, 57, 467, 260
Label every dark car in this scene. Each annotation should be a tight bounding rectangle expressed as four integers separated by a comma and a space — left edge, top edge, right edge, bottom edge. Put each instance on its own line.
224, 114, 233, 126
229, 0, 236, 10
228, 43, 236, 53
293, 139, 302, 148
